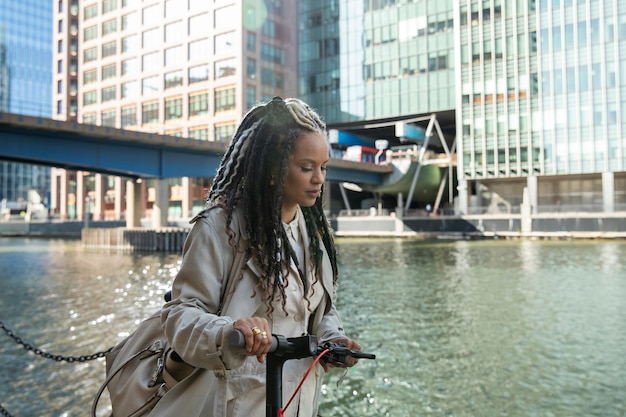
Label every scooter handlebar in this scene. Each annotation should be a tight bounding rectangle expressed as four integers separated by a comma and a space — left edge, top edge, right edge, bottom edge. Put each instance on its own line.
228, 329, 280, 352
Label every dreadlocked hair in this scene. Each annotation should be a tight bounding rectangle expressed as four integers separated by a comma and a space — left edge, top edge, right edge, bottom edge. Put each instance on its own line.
207, 97, 339, 317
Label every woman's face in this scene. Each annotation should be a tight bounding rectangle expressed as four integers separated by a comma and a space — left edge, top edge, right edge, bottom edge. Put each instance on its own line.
281, 132, 329, 222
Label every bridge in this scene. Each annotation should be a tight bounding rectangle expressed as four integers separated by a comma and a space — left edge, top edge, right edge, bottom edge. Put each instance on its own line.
0, 112, 391, 184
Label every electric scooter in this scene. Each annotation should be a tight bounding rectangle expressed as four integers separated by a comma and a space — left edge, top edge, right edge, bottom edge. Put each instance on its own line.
229, 330, 376, 417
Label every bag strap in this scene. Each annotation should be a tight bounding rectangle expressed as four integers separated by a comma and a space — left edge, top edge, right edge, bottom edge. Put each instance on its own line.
217, 246, 247, 315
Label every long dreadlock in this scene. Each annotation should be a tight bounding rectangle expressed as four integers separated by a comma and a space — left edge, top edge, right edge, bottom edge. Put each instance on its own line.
207, 97, 339, 316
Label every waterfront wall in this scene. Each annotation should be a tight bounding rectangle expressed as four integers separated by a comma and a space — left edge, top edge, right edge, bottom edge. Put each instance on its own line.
3, 213, 625, 250
332, 213, 626, 239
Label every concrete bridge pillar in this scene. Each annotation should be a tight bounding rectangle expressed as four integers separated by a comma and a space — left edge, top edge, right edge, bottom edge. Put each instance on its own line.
114, 177, 124, 220
77, 171, 86, 220
602, 172, 615, 213
93, 174, 105, 220
151, 178, 169, 228
126, 180, 142, 228
182, 177, 192, 218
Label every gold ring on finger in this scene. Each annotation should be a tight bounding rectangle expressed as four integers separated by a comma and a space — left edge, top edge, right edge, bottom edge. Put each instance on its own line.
261, 331, 268, 339
252, 327, 261, 335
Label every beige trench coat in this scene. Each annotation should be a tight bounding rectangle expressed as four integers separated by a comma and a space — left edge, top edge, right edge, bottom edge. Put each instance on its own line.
147, 206, 346, 417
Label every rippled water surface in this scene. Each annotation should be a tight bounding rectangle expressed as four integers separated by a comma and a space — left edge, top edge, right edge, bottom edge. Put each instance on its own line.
1, 237, 625, 417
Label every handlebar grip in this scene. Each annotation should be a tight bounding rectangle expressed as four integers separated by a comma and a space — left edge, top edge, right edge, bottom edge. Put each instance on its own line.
228, 329, 279, 353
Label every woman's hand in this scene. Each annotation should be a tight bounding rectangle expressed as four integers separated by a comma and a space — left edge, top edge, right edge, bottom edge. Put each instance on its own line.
233, 317, 273, 363
321, 337, 361, 372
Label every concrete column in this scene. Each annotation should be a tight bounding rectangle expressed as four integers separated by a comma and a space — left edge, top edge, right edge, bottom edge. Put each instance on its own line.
182, 176, 192, 218
151, 178, 169, 228
527, 175, 538, 214
126, 180, 142, 228
56, 169, 69, 220
114, 177, 124, 220
456, 179, 468, 215
602, 172, 615, 213
50, 168, 59, 215
521, 187, 532, 233
76, 171, 85, 220
93, 174, 105, 220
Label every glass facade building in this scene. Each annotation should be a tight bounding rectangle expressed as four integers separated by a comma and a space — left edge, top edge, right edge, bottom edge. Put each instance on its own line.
298, 0, 455, 124
299, 0, 626, 215
0, 0, 52, 206
456, 0, 626, 213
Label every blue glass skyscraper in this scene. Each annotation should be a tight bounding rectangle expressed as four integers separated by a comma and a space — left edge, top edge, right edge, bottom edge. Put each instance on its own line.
0, 0, 52, 205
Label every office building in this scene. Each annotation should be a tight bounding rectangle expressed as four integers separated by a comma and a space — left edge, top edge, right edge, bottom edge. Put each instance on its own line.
0, 1, 52, 213
51, 0, 298, 221
299, 0, 626, 217
455, 0, 626, 215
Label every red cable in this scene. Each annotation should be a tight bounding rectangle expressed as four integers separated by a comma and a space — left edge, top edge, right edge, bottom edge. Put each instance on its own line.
278, 348, 330, 417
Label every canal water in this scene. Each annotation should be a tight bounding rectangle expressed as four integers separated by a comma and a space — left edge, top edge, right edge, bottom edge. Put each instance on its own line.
0, 237, 625, 417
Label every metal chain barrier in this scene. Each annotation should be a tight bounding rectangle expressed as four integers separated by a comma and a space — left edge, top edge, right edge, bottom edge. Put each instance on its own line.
0, 320, 113, 362
0, 320, 115, 417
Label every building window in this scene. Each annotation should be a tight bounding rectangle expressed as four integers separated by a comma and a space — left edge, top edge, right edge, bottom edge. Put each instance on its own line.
214, 123, 235, 143
102, 41, 117, 58
57, 100, 63, 114
122, 35, 136, 53
189, 38, 210, 60
215, 87, 235, 112
189, 92, 208, 117
214, 32, 235, 55
261, 43, 284, 64
84, 25, 98, 41
101, 110, 116, 127
122, 58, 137, 75
165, 45, 184, 66
84, 4, 98, 20
189, 64, 209, 83
57, 59, 63, 73
215, 5, 235, 30
121, 12, 137, 31
102, 63, 116, 80
165, 20, 184, 43
83, 90, 97, 105
246, 86, 256, 110
215, 58, 236, 78
57, 80, 63, 94
261, 68, 283, 88
84, 68, 97, 84
142, 27, 160, 49
246, 31, 256, 51
189, 127, 208, 140
142, 75, 160, 95
142, 102, 159, 125
247, 58, 256, 79
189, 13, 209, 37
102, 86, 116, 102
142, 52, 159, 71
102, 19, 117, 36
121, 106, 137, 127
142, 4, 160, 24
103, 0, 117, 14
165, 97, 183, 121
83, 113, 97, 124
121, 81, 137, 98
165, 70, 184, 89
165, 0, 185, 19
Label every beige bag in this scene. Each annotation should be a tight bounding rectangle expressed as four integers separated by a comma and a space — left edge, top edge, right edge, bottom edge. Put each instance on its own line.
91, 311, 189, 417
91, 245, 246, 417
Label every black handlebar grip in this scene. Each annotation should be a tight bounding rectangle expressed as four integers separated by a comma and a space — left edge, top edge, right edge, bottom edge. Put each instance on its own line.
228, 329, 279, 352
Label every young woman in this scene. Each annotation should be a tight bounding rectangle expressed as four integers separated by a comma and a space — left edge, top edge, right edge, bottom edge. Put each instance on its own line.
149, 97, 361, 417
